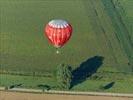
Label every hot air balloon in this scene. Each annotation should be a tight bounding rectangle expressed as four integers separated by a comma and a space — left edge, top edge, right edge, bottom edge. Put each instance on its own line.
45, 19, 72, 53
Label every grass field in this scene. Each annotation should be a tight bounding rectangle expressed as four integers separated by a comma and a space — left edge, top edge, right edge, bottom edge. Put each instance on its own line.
0, 0, 133, 92
112, 0, 133, 39
1, 73, 133, 93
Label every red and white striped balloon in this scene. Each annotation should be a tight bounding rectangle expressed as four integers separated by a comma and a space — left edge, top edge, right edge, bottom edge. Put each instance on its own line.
45, 19, 72, 48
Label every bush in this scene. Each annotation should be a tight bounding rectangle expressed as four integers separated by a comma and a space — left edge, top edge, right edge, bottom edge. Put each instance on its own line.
56, 64, 72, 90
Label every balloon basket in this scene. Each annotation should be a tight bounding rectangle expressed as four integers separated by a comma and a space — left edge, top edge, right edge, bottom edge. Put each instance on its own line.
56, 50, 60, 54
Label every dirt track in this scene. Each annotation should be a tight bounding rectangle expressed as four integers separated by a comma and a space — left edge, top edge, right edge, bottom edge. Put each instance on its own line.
0, 91, 132, 100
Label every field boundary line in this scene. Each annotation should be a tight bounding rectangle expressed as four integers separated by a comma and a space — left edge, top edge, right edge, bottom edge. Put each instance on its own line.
0, 87, 133, 98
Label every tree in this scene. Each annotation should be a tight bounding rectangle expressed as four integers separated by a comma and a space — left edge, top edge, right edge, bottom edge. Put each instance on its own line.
56, 63, 72, 90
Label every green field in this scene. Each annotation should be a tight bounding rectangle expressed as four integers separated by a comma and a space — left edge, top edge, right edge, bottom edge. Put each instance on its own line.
0, 0, 133, 92
1, 73, 133, 93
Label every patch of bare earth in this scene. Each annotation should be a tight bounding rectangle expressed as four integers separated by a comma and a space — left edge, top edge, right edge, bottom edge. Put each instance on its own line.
0, 91, 132, 100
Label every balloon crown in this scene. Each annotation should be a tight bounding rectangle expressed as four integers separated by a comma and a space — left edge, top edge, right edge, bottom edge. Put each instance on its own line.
48, 19, 69, 28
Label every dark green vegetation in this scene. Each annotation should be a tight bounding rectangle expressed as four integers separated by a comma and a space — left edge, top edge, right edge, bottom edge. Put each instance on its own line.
0, 0, 133, 92
56, 64, 72, 90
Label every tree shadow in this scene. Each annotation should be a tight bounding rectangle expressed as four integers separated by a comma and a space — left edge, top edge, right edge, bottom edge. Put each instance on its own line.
37, 84, 51, 91
9, 83, 23, 89
71, 56, 104, 88
101, 82, 115, 90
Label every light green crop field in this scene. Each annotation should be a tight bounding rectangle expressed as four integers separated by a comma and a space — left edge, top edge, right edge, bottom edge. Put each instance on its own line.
1, 73, 133, 93
0, 0, 133, 92
113, 0, 133, 38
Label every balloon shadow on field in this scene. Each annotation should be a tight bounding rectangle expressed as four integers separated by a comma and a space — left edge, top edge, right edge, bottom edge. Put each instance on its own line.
71, 56, 104, 88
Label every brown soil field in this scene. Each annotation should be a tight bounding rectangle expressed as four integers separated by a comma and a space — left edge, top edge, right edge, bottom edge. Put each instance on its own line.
0, 91, 132, 100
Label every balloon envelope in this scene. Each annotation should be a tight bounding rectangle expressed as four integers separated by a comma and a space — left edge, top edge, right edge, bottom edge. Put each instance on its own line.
45, 19, 72, 48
